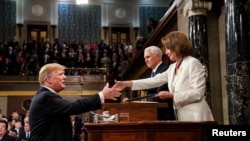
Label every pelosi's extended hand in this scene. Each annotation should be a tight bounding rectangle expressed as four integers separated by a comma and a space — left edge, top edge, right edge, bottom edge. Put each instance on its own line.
112, 80, 133, 90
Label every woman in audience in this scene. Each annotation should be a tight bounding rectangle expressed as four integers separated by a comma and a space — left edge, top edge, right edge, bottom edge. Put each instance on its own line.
0, 118, 16, 141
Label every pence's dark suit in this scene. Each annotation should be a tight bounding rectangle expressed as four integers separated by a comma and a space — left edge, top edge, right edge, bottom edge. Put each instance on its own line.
147, 62, 176, 120
29, 87, 102, 141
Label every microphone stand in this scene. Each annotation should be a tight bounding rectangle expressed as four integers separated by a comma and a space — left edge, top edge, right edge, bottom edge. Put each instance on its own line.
125, 93, 156, 102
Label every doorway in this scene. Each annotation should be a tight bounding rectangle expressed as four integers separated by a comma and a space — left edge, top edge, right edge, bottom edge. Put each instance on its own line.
27, 24, 48, 44
111, 27, 130, 43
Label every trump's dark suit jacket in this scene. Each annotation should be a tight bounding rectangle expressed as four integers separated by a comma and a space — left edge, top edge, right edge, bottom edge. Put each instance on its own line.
29, 87, 102, 141
147, 62, 176, 120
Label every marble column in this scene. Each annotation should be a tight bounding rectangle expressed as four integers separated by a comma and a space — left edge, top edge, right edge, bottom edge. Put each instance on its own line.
183, 0, 212, 105
225, 0, 250, 125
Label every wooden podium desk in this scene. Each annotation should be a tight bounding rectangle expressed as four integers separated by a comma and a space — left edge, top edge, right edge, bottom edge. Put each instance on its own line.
86, 103, 217, 141
100, 102, 168, 122
84, 121, 217, 141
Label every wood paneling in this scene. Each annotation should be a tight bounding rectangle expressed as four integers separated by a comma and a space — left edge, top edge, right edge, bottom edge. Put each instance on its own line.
100, 103, 168, 122
84, 121, 217, 141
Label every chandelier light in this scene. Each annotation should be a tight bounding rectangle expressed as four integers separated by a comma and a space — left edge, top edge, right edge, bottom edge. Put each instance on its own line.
76, 0, 88, 4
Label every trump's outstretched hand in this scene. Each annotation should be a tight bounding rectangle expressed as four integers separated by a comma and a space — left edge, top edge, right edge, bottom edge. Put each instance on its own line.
102, 83, 122, 100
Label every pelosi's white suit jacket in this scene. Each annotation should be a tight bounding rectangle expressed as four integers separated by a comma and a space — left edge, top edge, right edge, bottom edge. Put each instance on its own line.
132, 56, 214, 121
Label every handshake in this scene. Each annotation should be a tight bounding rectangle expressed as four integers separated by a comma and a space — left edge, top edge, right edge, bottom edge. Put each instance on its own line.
101, 80, 132, 101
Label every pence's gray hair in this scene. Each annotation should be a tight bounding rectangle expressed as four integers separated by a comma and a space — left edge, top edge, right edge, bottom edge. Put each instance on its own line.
144, 46, 163, 59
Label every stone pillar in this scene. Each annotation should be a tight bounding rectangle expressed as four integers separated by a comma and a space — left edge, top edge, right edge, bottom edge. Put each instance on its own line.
225, 0, 250, 125
183, 0, 212, 105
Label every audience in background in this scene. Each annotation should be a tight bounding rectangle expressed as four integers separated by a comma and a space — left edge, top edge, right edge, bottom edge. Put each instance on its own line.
0, 118, 16, 141
0, 37, 143, 79
147, 18, 159, 36
18, 122, 31, 141
0, 108, 6, 119
11, 121, 22, 139
0, 110, 30, 141
71, 115, 83, 141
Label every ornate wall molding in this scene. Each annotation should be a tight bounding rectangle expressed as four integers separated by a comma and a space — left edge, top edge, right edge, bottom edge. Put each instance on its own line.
31, 4, 44, 16
115, 8, 126, 19
183, 0, 212, 17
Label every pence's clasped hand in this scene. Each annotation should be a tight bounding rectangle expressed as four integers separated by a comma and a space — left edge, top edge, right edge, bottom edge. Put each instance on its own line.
153, 91, 173, 100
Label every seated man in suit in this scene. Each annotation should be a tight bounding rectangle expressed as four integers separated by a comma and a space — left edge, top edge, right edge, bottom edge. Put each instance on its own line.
18, 121, 30, 141
143, 46, 175, 120
70, 115, 83, 141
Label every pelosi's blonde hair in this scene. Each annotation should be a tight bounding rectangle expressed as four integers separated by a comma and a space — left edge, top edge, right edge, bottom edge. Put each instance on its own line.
161, 31, 193, 58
